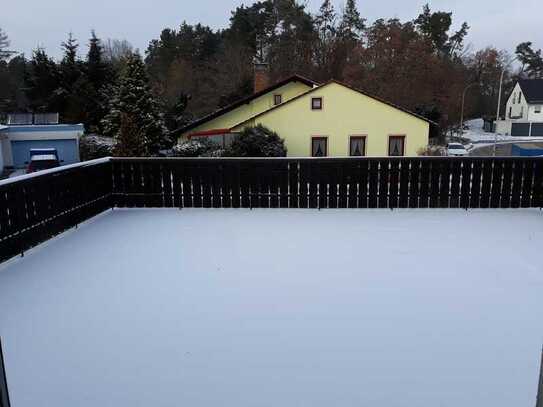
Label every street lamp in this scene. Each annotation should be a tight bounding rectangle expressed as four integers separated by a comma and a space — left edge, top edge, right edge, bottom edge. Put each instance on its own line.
459, 82, 479, 138
494, 57, 518, 156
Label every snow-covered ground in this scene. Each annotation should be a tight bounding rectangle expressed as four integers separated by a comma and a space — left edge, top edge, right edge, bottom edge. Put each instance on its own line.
463, 118, 543, 143
0, 209, 542, 407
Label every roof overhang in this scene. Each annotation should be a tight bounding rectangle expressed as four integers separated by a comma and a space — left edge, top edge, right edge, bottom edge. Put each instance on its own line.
189, 129, 231, 138
173, 75, 319, 137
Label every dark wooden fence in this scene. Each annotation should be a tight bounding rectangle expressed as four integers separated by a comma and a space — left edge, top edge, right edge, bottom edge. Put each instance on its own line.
0, 159, 112, 263
537, 346, 543, 407
0, 338, 10, 407
111, 157, 543, 210
1, 157, 542, 263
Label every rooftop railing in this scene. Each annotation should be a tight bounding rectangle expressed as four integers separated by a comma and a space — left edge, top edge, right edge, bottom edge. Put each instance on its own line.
1, 156, 542, 263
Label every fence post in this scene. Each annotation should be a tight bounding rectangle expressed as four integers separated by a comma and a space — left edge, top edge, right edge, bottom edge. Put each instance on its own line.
537, 345, 543, 407
0, 337, 11, 407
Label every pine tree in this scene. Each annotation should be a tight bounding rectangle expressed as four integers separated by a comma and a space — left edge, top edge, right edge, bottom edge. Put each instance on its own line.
0, 28, 15, 61
338, 0, 365, 41
84, 31, 110, 131
516, 42, 543, 78
24, 48, 62, 112
314, 0, 337, 69
101, 52, 168, 156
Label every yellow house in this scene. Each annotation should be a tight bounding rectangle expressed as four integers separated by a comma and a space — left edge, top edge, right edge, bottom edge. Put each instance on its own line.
176, 75, 431, 157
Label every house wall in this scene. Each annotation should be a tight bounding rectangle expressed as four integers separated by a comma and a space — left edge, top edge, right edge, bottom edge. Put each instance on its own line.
506, 83, 543, 122
507, 83, 530, 120
2, 125, 82, 167
180, 81, 313, 139
232, 82, 430, 157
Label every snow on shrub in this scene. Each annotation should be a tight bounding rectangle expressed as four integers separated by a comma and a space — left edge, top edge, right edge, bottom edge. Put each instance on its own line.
173, 138, 224, 157
224, 125, 287, 157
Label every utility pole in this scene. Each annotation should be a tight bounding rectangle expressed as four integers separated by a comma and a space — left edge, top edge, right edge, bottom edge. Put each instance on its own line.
537, 345, 543, 407
0, 338, 11, 407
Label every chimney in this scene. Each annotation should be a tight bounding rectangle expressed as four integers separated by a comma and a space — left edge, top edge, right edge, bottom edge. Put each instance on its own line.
254, 62, 270, 94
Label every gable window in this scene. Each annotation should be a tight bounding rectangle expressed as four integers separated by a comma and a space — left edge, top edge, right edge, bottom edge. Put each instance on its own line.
388, 136, 405, 157
518, 92, 522, 103
311, 137, 328, 157
311, 97, 323, 110
513, 93, 516, 104
509, 107, 512, 118
273, 94, 282, 106
535, 105, 542, 114
349, 136, 366, 156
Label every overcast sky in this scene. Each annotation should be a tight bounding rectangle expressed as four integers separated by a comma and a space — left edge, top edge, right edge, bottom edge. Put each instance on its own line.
2, 0, 541, 60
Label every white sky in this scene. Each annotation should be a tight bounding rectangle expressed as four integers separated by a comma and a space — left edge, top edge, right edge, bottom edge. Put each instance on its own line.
2, 0, 542, 60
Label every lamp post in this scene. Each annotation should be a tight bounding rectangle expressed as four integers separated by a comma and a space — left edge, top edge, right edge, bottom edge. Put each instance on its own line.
494, 57, 518, 156
459, 82, 479, 139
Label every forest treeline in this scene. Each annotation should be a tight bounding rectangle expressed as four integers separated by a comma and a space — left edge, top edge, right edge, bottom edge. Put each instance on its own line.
1, 0, 543, 149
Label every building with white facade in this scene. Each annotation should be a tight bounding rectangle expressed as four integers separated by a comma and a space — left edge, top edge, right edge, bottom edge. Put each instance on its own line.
496, 79, 543, 136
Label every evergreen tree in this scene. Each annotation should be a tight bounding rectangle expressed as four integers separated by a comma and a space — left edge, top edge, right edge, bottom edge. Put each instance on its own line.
102, 52, 168, 156
516, 42, 543, 78
84, 31, 110, 131
114, 113, 144, 156
314, 0, 337, 69
0, 28, 15, 61
338, 0, 365, 42
414, 4, 469, 58
24, 48, 62, 112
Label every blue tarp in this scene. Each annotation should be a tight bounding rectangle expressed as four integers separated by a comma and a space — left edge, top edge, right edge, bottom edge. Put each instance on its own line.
511, 144, 543, 157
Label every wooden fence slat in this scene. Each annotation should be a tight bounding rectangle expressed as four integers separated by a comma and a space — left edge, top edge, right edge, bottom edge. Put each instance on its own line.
521, 160, 535, 208
429, 160, 441, 208
358, 160, 369, 209
479, 160, 493, 209
500, 160, 513, 208
389, 160, 400, 208
378, 159, 389, 209
469, 159, 482, 209
398, 159, 410, 208
409, 160, 420, 209
419, 160, 431, 209
510, 160, 524, 208
490, 159, 504, 208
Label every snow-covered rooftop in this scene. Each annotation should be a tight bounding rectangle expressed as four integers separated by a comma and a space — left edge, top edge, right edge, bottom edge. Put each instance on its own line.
0, 208, 542, 407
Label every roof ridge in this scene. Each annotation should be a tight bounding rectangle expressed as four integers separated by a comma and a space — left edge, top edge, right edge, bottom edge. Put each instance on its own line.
172, 74, 318, 136
230, 80, 435, 129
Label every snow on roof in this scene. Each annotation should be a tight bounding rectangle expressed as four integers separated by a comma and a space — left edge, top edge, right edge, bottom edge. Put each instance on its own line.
30, 148, 57, 152
30, 154, 58, 161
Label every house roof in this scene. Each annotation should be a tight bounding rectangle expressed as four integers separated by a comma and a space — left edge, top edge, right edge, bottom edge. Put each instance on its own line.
231, 79, 435, 129
518, 79, 543, 104
173, 74, 318, 136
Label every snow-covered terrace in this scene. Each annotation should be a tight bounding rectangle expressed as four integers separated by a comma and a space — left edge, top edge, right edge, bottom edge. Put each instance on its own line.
0, 208, 542, 407
0, 157, 542, 407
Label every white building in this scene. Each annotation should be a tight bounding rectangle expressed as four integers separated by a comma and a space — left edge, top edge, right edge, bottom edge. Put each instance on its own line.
496, 79, 543, 136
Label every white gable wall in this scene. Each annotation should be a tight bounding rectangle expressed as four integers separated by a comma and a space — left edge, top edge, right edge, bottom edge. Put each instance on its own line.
506, 83, 543, 122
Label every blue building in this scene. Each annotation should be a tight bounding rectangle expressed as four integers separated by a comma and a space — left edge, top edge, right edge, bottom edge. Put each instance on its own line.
0, 115, 83, 170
